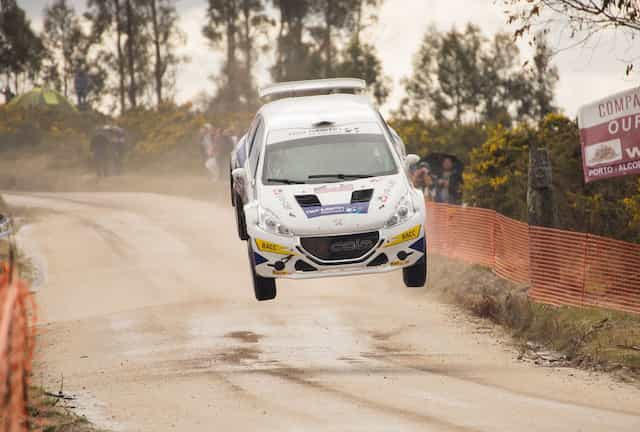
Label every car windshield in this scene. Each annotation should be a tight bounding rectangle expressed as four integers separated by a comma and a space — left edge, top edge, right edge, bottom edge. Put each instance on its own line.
262, 133, 398, 185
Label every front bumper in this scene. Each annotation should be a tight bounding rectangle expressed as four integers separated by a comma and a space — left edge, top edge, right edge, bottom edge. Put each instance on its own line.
247, 213, 426, 279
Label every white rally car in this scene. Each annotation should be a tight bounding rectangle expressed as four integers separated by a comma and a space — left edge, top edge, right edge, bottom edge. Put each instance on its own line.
231, 78, 426, 301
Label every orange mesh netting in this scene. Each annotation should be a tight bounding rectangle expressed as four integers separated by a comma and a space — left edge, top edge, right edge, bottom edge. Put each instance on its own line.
0, 262, 36, 432
426, 202, 640, 315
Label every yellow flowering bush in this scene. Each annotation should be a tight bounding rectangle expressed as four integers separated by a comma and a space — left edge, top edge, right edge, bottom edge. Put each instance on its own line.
462, 113, 640, 243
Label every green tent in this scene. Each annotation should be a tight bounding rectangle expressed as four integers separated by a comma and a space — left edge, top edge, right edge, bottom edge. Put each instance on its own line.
7, 87, 77, 112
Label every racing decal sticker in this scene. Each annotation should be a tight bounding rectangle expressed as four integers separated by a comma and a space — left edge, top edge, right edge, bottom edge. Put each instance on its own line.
376, 178, 396, 208
255, 239, 297, 255
314, 183, 354, 194
390, 260, 407, 266
384, 225, 421, 248
302, 202, 370, 218
268, 122, 382, 144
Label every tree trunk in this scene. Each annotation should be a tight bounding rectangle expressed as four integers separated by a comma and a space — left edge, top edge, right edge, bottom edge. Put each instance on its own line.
150, 0, 162, 106
242, 0, 252, 109
274, 7, 284, 80
62, 43, 68, 97
354, 0, 363, 46
124, 0, 137, 108
226, 12, 238, 104
324, 0, 333, 78
114, 0, 126, 113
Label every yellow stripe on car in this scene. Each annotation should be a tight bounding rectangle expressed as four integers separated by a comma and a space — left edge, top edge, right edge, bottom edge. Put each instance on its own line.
384, 225, 421, 248
255, 238, 296, 255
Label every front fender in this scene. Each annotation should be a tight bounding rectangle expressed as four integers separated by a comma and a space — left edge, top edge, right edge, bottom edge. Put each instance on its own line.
244, 201, 259, 234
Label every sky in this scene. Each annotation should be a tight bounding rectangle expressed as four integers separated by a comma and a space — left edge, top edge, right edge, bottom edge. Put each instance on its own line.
20, 0, 640, 116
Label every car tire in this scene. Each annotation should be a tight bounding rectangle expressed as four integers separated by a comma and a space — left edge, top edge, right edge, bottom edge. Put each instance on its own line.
230, 163, 235, 207
248, 242, 277, 301
403, 255, 427, 288
235, 194, 249, 241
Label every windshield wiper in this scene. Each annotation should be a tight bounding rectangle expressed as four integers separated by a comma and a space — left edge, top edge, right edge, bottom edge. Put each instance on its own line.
267, 178, 305, 185
308, 174, 373, 180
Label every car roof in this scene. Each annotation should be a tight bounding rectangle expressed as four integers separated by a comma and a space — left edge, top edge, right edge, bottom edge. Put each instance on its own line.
258, 93, 381, 132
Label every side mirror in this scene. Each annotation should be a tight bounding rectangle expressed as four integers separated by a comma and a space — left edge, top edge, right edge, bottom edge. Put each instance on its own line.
405, 154, 420, 170
232, 167, 246, 182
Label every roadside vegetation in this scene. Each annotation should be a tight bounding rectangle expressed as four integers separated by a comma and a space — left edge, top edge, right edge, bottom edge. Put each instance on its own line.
429, 256, 640, 382
28, 388, 102, 432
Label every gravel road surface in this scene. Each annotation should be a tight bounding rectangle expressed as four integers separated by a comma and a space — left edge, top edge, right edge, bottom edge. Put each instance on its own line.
5, 191, 639, 432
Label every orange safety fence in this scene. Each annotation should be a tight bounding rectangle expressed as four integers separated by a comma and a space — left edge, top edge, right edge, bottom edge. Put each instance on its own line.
0, 261, 36, 432
426, 202, 640, 315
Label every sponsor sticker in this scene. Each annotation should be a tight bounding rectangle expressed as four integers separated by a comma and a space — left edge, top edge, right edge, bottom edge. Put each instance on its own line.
268, 123, 382, 144
302, 202, 370, 218
384, 225, 421, 248
390, 260, 407, 267
255, 239, 296, 255
314, 183, 354, 194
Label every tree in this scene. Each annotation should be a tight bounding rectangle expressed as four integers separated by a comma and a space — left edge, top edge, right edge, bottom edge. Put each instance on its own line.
42, 0, 85, 97
0, 1, 45, 92
86, 0, 128, 112
335, 40, 389, 104
507, 1, 640, 35
435, 25, 484, 124
505, 1, 640, 72
334, 0, 389, 104
145, 0, 186, 106
527, 34, 559, 120
204, 0, 267, 111
124, 0, 138, 108
308, 0, 360, 78
271, 0, 313, 82
401, 25, 485, 124
400, 24, 558, 125
400, 25, 440, 120
463, 113, 640, 242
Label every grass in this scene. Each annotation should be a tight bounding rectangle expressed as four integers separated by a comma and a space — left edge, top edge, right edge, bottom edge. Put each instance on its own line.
428, 255, 640, 381
27, 387, 103, 432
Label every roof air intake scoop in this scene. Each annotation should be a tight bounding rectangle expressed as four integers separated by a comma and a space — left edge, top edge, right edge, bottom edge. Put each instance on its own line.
312, 121, 335, 128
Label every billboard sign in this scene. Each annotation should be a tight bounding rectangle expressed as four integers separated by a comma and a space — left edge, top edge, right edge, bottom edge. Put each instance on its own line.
578, 87, 640, 183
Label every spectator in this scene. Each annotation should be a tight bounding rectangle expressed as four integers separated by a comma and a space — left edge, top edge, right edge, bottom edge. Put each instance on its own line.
434, 157, 463, 204
91, 135, 110, 177
3, 86, 14, 103
74, 68, 90, 109
411, 162, 434, 201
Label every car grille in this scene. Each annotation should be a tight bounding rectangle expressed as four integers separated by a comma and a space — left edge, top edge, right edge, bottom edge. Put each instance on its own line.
300, 231, 380, 261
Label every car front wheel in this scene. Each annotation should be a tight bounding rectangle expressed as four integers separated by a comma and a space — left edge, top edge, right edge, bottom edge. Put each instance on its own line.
248, 242, 277, 301
235, 195, 249, 241
403, 255, 427, 288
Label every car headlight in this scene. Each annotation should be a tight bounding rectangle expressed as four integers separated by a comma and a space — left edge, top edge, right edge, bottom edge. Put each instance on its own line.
258, 206, 293, 236
384, 195, 415, 228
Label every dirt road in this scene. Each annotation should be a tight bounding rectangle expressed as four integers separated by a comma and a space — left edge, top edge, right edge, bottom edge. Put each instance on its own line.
4, 191, 640, 431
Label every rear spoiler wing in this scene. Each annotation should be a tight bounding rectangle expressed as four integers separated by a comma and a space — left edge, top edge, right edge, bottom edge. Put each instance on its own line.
259, 78, 366, 99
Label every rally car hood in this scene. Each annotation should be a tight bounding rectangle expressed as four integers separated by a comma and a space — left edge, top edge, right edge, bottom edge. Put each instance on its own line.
259, 175, 410, 236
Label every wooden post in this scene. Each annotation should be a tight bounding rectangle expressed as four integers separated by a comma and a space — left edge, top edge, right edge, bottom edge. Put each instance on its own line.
527, 146, 558, 228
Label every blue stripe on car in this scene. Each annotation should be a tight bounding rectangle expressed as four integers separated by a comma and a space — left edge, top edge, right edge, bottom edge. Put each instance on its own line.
254, 252, 268, 266
409, 237, 425, 253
